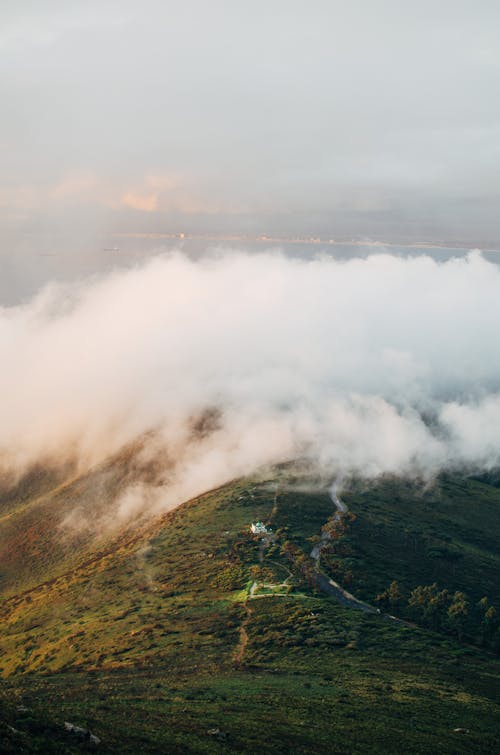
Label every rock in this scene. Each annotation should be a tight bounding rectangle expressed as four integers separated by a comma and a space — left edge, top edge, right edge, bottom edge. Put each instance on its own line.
207, 727, 226, 740
64, 722, 87, 736
64, 721, 100, 744
453, 727, 470, 734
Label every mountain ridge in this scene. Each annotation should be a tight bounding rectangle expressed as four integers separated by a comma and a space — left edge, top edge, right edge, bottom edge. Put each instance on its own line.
1, 458, 499, 752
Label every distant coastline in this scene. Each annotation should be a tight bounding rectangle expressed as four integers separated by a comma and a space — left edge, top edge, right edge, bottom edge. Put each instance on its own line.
105, 231, 500, 253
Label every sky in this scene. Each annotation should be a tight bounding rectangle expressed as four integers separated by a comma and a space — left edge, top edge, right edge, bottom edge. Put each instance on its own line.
1, 0, 500, 247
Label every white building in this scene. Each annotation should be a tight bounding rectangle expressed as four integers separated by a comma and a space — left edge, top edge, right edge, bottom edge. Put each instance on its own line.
250, 522, 270, 534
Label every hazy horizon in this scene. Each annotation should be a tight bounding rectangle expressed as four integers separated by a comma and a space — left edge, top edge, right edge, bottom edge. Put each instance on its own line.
2, 2, 500, 502
2, 1, 500, 256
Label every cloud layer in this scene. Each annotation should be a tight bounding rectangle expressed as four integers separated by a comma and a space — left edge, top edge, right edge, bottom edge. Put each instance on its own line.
2, 2, 500, 241
1, 249, 500, 512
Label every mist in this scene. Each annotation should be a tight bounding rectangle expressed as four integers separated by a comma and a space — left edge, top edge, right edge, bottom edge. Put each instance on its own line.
2, 1, 500, 244
1, 249, 500, 517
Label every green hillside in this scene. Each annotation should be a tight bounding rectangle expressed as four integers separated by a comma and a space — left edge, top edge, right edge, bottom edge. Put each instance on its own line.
0, 445, 167, 598
0, 464, 499, 752
343, 474, 500, 603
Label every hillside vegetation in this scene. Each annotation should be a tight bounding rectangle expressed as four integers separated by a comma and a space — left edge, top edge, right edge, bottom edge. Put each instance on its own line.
0, 461, 499, 752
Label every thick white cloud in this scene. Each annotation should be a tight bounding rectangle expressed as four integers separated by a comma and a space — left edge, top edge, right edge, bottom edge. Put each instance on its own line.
1, 249, 500, 514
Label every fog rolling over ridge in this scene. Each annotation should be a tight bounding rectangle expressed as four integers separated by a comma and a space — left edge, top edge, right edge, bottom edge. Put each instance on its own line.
1, 249, 499, 519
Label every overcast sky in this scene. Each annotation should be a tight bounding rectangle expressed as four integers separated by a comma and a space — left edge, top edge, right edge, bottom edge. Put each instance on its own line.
2, 1, 500, 243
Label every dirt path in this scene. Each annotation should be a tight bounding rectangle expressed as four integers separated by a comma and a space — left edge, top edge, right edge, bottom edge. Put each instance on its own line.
270, 486, 279, 520
234, 601, 252, 665
242, 480, 404, 623
310, 481, 347, 562
266, 559, 293, 581
313, 572, 377, 612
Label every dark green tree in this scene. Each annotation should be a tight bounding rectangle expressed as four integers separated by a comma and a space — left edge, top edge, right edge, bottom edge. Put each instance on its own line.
447, 591, 469, 640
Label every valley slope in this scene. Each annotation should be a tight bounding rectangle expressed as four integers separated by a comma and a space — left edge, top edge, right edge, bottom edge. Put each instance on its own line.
0, 462, 499, 753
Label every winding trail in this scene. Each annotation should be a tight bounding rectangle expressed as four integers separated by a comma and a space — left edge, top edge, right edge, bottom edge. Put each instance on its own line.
233, 478, 409, 662
313, 483, 411, 625
330, 481, 348, 515
311, 482, 378, 614
234, 602, 252, 665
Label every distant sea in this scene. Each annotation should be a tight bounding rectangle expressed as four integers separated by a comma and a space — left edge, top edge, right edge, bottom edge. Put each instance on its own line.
1, 234, 499, 307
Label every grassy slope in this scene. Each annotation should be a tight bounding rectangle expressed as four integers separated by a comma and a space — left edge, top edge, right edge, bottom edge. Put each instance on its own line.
0, 446, 169, 598
342, 474, 500, 604
0, 468, 499, 753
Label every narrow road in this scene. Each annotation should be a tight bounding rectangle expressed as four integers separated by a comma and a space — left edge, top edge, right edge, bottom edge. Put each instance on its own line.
330, 480, 347, 514
312, 481, 378, 614
313, 572, 377, 613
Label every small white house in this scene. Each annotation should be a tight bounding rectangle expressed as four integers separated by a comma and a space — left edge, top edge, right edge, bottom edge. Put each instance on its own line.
250, 521, 270, 534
